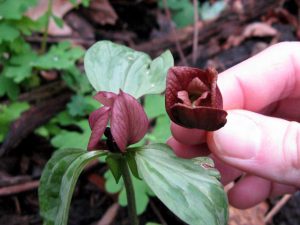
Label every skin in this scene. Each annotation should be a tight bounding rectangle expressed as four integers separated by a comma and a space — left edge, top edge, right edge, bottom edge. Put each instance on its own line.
167, 42, 300, 209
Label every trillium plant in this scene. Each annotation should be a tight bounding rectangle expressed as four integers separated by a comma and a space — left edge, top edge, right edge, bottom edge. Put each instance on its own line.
38, 41, 229, 225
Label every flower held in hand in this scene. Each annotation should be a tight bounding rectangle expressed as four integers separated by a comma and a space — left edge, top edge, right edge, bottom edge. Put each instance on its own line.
165, 66, 227, 131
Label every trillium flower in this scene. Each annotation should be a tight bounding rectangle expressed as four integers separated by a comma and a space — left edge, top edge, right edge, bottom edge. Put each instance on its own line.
165, 66, 227, 131
88, 90, 149, 152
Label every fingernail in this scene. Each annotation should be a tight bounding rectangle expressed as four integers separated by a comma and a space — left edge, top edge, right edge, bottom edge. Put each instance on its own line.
211, 111, 261, 159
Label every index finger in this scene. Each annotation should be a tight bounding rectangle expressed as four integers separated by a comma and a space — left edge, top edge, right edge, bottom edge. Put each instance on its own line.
219, 42, 300, 111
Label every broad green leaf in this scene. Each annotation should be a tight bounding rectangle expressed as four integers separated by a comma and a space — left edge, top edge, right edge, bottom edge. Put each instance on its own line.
39, 148, 107, 225
144, 94, 166, 119
135, 144, 228, 225
104, 169, 154, 215
84, 41, 174, 99
0, 102, 30, 142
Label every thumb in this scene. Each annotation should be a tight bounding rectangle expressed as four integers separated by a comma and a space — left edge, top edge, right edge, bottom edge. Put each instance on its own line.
207, 110, 300, 187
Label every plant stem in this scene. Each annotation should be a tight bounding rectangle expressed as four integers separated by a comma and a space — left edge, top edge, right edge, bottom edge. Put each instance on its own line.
40, 0, 53, 54
121, 158, 138, 225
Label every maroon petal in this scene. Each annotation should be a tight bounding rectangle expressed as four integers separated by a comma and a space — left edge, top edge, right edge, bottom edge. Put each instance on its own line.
94, 91, 117, 106
166, 67, 217, 122
170, 104, 227, 131
110, 90, 149, 152
88, 106, 111, 150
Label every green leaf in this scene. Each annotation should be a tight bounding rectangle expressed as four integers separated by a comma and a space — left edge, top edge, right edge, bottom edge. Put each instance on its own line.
125, 151, 140, 179
0, 0, 37, 20
104, 169, 154, 215
172, 3, 195, 28
39, 148, 107, 225
67, 95, 97, 117
200, 1, 226, 20
34, 41, 84, 70
0, 102, 30, 142
144, 94, 166, 119
0, 23, 20, 43
52, 15, 64, 28
0, 76, 20, 100
51, 120, 91, 150
2, 49, 37, 83
106, 154, 123, 183
84, 41, 174, 99
149, 115, 171, 143
62, 66, 93, 94
135, 144, 228, 225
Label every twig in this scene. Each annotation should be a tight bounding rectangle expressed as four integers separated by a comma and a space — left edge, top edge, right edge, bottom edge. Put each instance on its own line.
97, 203, 119, 225
0, 180, 39, 196
161, 0, 188, 65
149, 200, 168, 225
192, 0, 199, 64
264, 194, 292, 223
40, 0, 53, 53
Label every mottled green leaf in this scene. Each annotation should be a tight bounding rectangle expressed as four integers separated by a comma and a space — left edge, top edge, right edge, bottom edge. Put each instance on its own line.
135, 144, 228, 225
84, 41, 174, 98
39, 148, 107, 225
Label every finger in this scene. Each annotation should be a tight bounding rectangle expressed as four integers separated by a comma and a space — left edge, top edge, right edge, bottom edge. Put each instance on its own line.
219, 42, 300, 111
167, 137, 210, 158
212, 156, 242, 185
228, 175, 271, 209
270, 183, 297, 197
228, 175, 297, 209
207, 110, 300, 187
171, 122, 206, 145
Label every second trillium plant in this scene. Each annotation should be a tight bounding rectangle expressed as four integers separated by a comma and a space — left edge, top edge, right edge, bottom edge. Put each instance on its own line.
38, 41, 229, 225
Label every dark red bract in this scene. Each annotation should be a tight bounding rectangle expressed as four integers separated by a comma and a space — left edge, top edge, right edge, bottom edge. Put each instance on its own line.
165, 66, 227, 131
88, 90, 149, 152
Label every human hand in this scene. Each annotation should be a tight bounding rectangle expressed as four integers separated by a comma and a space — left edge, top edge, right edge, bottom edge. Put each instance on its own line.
167, 42, 300, 209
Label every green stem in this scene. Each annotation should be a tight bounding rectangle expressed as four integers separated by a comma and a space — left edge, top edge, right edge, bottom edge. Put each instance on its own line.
40, 0, 53, 53
121, 158, 139, 225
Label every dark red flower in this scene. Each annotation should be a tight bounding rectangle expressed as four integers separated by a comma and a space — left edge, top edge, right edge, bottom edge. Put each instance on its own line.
165, 66, 227, 131
88, 90, 149, 152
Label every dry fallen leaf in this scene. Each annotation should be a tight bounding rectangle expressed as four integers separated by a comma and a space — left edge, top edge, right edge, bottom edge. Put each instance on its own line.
229, 202, 268, 225
26, 0, 82, 36
223, 22, 278, 49
86, 0, 118, 25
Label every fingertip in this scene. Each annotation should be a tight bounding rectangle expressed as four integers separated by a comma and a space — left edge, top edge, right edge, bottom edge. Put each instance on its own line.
228, 176, 271, 209
171, 122, 207, 145
167, 137, 210, 158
